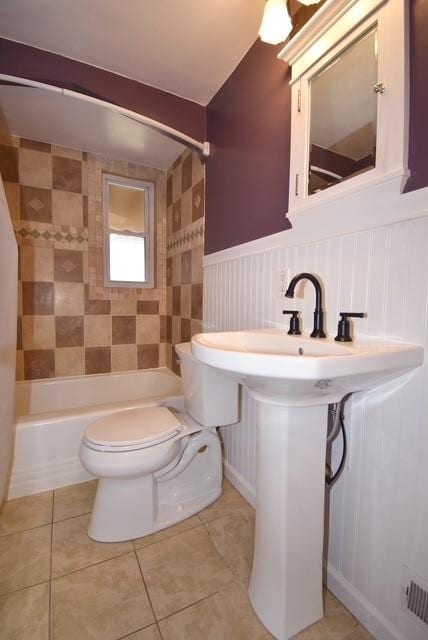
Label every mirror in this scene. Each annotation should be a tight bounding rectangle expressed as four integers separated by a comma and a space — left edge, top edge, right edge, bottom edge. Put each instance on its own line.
308, 28, 378, 195
104, 175, 154, 287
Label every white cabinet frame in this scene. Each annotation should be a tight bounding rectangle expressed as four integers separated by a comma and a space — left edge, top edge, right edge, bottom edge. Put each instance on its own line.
279, 0, 409, 219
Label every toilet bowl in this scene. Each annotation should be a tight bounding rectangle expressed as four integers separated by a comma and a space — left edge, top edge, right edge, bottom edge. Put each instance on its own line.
79, 342, 238, 542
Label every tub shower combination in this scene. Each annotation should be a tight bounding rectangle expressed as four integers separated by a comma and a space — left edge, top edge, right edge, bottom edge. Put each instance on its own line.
11, 367, 184, 499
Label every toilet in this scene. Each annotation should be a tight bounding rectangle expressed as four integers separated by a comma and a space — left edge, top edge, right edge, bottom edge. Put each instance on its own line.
79, 342, 238, 542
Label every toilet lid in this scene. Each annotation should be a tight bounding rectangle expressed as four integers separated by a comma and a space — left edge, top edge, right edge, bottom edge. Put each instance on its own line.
85, 407, 182, 448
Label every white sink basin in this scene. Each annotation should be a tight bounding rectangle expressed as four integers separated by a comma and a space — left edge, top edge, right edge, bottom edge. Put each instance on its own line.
191, 328, 423, 640
192, 329, 423, 404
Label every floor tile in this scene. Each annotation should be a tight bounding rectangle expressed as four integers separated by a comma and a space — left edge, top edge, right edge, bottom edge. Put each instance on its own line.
133, 515, 201, 550
0, 490, 53, 536
293, 590, 359, 640
53, 479, 97, 522
343, 626, 375, 640
159, 581, 273, 639
205, 503, 255, 587
0, 525, 51, 595
52, 513, 133, 577
198, 480, 251, 523
136, 525, 234, 619
0, 582, 49, 640
51, 553, 154, 640
123, 625, 161, 639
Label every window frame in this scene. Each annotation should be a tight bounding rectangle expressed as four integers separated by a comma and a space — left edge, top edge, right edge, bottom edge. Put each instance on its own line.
103, 173, 155, 289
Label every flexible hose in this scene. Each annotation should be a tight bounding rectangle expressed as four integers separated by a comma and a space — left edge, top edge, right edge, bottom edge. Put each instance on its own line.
326, 410, 347, 487
325, 394, 351, 487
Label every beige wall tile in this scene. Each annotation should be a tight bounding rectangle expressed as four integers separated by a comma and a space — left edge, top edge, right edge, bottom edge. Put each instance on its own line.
171, 254, 181, 286
19, 148, 52, 189
18, 282, 23, 315
111, 299, 137, 315
172, 164, 182, 202
51, 145, 82, 161
192, 152, 205, 185
20, 246, 54, 282
191, 319, 203, 337
181, 284, 191, 319
112, 345, 137, 371
158, 342, 167, 367
16, 350, 24, 381
3, 181, 20, 219
0, 133, 19, 147
55, 347, 85, 377
165, 343, 173, 370
84, 315, 112, 347
54, 282, 84, 315
136, 315, 160, 344
180, 189, 192, 228
191, 245, 203, 284
171, 316, 181, 345
22, 316, 55, 350
52, 190, 83, 227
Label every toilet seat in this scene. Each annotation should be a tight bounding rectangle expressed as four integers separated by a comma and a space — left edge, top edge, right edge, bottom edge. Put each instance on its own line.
84, 407, 183, 452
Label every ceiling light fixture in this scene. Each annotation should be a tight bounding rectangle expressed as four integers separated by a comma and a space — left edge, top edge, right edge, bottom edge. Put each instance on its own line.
259, 0, 293, 45
259, 0, 322, 45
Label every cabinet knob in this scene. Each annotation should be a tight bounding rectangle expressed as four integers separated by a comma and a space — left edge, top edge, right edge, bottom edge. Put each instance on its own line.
373, 82, 385, 94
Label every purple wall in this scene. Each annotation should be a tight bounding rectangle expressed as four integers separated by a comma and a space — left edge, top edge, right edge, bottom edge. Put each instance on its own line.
206, 0, 428, 254
0, 38, 206, 141
405, 0, 428, 193
205, 40, 292, 255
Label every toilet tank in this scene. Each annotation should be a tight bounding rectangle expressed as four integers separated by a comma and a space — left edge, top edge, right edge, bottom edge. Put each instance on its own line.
175, 342, 238, 427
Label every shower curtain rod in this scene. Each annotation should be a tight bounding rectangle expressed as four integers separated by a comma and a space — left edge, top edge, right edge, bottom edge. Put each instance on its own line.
0, 73, 210, 158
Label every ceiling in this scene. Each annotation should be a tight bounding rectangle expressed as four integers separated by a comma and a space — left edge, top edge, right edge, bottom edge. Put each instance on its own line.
0, 0, 266, 106
0, 85, 185, 169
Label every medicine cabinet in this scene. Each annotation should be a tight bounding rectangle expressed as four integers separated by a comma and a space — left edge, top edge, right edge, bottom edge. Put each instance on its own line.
279, 0, 408, 214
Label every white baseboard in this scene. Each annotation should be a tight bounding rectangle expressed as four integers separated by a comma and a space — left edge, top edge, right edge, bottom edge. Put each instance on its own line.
224, 460, 256, 508
327, 564, 409, 640
8, 457, 93, 499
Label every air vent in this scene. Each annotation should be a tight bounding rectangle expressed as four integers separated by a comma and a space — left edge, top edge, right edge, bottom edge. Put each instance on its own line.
406, 580, 428, 625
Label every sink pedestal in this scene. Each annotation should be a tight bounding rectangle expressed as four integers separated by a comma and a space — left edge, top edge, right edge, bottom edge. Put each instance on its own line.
248, 400, 328, 639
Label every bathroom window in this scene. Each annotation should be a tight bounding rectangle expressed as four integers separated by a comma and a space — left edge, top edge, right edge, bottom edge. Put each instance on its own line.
103, 174, 155, 288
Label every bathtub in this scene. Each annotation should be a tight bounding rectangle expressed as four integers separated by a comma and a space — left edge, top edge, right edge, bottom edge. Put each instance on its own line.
9, 367, 183, 499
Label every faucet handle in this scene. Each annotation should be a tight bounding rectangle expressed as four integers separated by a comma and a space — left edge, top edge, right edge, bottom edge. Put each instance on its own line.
335, 312, 365, 342
283, 310, 301, 335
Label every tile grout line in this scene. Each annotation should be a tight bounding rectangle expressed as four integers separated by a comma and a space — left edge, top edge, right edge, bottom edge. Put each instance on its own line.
0, 578, 51, 600
134, 548, 164, 640
0, 519, 54, 538
155, 589, 220, 624
51, 548, 135, 581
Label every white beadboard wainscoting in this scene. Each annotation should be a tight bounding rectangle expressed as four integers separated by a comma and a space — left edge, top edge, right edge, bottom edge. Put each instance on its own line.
203, 215, 428, 640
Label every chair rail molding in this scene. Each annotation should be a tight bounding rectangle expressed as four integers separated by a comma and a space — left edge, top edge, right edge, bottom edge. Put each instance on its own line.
203, 184, 428, 267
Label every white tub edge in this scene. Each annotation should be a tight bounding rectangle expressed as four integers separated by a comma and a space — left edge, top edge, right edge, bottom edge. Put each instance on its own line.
8, 458, 94, 499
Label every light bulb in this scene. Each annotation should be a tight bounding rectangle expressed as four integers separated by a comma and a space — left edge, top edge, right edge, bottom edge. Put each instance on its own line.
259, 0, 293, 45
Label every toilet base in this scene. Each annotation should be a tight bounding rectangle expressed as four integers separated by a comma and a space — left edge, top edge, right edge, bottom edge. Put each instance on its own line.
87, 429, 223, 542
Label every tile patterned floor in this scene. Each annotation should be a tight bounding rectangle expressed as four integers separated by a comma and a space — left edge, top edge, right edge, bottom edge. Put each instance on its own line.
0, 479, 375, 640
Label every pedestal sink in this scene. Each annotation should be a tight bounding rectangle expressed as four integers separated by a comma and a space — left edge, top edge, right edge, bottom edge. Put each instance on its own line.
191, 329, 423, 640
